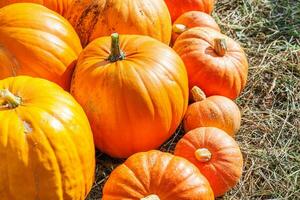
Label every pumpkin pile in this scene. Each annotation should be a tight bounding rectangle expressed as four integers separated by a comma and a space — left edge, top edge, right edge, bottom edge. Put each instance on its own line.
0, 1, 248, 199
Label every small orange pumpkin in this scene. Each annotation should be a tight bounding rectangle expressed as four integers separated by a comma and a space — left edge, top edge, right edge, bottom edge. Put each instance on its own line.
172, 11, 220, 45
0, 3, 82, 90
103, 150, 214, 200
65, 0, 172, 46
165, 0, 215, 22
184, 86, 241, 137
0, 0, 72, 15
71, 33, 188, 158
0, 76, 95, 200
175, 127, 243, 197
173, 27, 249, 99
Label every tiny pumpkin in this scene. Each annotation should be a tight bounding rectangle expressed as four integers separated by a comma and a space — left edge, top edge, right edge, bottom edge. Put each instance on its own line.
173, 27, 249, 99
103, 150, 214, 200
184, 86, 241, 137
0, 3, 82, 90
0, 76, 95, 200
0, 0, 72, 15
165, 0, 215, 22
172, 11, 220, 45
175, 127, 243, 197
71, 33, 188, 158
65, 0, 172, 46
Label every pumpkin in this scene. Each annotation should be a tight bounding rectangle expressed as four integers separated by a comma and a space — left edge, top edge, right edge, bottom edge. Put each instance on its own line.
184, 86, 241, 137
172, 11, 220, 45
0, 3, 82, 90
0, 0, 72, 15
71, 33, 188, 158
173, 27, 248, 99
174, 127, 243, 197
0, 76, 95, 200
165, 0, 215, 22
65, 0, 172, 47
103, 150, 214, 200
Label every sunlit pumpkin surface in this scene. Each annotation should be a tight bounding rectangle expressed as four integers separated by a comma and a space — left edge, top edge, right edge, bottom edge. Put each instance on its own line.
0, 76, 95, 200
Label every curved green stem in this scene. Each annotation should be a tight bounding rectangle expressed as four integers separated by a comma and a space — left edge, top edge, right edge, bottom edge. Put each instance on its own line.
108, 33, 125, 62
0, 89, 21, 108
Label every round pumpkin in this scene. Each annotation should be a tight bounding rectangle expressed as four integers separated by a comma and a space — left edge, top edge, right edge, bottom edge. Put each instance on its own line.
165, 0, 215, 22
173, 27, 249, 99
0, 3, 82, 90
103, 150, 214, 200
0, 0, 72, 15
184, 86, 241, 137
172, 11, 220, 45
65, 0, 172, 47
71, 33, 188, 158
174, 127, 243, 197
0, 76, 95, 200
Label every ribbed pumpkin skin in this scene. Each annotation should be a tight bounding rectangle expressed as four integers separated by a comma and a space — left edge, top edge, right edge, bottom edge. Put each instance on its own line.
165, 0, 215, 22
65, 0, 172, 47
0, 3, 82, 90
71, 35, 188, 158
103, 150, 214, 200
0, 76, 95, 200
173, 27, 248, 99
184, 95, 241, 137
172, 11, 220, 45
174, 127, 243, 197
0, 0, 72, 15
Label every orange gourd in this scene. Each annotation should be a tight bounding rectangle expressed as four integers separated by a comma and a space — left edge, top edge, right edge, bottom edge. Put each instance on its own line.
175, 127, 243, 197
0, 3, 82, 90
165, 0, 215, 22
103, 150, 214, 200
0, 0, 72, 15
71, 33, 188, 158
173, 27, 248, 99
0, 76, 95, 200
184, 86, 241, 137
65, 0, 172, 47
172, 11, 220, 45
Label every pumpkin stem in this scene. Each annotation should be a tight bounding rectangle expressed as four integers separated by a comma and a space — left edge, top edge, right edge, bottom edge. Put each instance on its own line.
0, 89, 21, 108
195, 148, 212, 162
214, 38, 227, 56
108, 33, 125, 62
141, 194, 160, 200
173, 24, 188, 34
191, 86, 206, 102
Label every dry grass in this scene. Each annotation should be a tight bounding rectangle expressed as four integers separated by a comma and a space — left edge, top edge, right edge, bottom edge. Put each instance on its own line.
87, 0, 300, 199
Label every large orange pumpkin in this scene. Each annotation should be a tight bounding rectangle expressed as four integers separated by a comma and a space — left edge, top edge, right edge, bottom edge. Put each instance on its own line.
172, 11, 220, 45
0, 0, 72, 15
0, 76, 95, 200
184, 86, 241, 137
165, 0, 215, 22
173, 27, 249, 99
71, 33, 188, 158
175, 127, 243, 197
103, 150, 214, 200
0, 3, 82, 90
65, 0, 172, 47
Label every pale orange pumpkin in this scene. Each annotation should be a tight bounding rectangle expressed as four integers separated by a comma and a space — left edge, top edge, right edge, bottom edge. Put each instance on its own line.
71, 33, 188, 158
175, 127, 243, 197
173, 27, 249, 99
65, 0, 172, 46
165, 0, 215, 22
0, 76, 95, 200
172, 11, 220, 45
184, 86, 241, 137
0, 3, 82, 90
0, 0, 72, 15
103, 150, 214, 200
